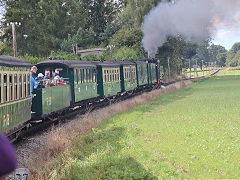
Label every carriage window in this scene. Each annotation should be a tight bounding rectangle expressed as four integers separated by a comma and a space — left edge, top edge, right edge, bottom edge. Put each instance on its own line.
19, 74, 22, 99
78, 69, 81, 84
89, 69, 92, 83
91, 69, 94, 82
104, 70, 106, 82
4, 74, 7, 102
106, 70, 109, 82
9, 74, 13, 101
113, 70, 115, 81
81, 69, 83, 83
109, 70, 112, 82
85, 69, 87, 83
74, 69, 77, 83
76, 69, 79, 84
27, 74, 30, 97
88, 69, 90, 83
93, 69, 96, 82
23, 74, 26, 97
14, 74, 17, 100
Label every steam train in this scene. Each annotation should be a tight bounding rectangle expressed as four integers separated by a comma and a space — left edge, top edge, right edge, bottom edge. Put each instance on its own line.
0, 56, 162, 139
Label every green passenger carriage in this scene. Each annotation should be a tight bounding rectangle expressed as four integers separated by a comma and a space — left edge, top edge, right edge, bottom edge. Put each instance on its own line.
0, 56, 32, 135
135, 61, 148, 87
121, 61, 138, 92
94, 61, 122, 96
147, 61, 157, 84
32, 60, 99, 117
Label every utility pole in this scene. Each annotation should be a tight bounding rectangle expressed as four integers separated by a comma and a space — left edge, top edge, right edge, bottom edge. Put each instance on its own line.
168, 57, 170, 80
189, 59, 191, 79
7, 22, 21, 57
195, 59, 198, 77
202, 60, 204, 76
107, 45, 115, 61
110, 46, 113, 61
11, 23, 17, 57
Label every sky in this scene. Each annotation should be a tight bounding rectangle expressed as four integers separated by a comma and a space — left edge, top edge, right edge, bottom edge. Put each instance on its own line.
0, 5, 239, 51
212, 11, 240, 50
212, 29, 240, 50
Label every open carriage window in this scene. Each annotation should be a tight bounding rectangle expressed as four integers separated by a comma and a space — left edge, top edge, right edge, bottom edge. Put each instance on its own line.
4, 74, 7, 102
14, 74, 18, 100
24, 74, 27, 98
19, 74, 22, 99
28, 74, 30, 96
9, 74, 13, 101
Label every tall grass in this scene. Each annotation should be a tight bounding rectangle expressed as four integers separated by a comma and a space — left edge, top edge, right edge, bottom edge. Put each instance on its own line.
29, 80, 192, 178
44, 70, 240, 179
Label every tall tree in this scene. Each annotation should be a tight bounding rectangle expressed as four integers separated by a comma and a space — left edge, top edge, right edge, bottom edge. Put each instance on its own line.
1, 0, 71, 56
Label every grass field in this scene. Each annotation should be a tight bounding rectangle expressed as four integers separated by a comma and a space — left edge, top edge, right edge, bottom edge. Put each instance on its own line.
50, 70, 240, 179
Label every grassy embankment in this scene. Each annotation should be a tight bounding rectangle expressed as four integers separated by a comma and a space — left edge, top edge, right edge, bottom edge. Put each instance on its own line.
41, 69, 240, 179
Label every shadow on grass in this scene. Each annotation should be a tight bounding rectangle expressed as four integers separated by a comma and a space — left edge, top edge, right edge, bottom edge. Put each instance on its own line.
67, 127, 157, 179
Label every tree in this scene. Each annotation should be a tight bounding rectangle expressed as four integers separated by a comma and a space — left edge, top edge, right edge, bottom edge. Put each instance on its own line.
60, 28, 95, 53
226, 42, 240, 67
208, 44, 227, 64
116, 0, 164, 30
216, 52, 227, 67
110, 27, 143, 48
1, 0, 72, 56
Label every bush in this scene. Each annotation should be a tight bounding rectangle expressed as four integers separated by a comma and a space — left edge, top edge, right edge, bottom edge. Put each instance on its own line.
20, 54, 46, 65
112, 46, 144, 61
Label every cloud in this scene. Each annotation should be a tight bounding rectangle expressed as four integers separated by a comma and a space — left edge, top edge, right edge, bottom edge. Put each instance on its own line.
142, 0, 240, 57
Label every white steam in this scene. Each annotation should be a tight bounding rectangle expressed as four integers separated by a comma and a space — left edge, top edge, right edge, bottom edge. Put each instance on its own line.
142, 0, 240, 57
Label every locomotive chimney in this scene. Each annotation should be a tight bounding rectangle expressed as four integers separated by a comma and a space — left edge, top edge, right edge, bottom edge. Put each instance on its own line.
148, 51, 155, 59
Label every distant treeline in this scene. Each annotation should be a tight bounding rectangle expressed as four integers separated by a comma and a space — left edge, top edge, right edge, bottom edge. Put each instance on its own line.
0, 0, 237, 75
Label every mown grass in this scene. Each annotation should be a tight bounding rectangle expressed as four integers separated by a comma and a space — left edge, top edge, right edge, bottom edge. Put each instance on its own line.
51, 70, 240, 179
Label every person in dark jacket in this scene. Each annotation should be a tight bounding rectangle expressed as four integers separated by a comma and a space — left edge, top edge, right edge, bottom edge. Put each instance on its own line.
0, 133, 17, 177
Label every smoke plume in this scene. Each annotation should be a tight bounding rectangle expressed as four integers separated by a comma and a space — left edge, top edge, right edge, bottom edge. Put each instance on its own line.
142, 0, 240, 57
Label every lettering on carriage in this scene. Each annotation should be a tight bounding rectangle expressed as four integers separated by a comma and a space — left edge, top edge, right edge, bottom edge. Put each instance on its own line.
46, 97, 52, 107
3, 113, 10, 129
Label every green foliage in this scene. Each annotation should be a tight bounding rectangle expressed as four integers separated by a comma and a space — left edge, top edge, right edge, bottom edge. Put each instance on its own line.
112, 46, 143, 60
226, 42, 240, 67
60, 28, 95, 53
110, 27, 143, 48
117, 0, 163, 29
216, 52, 227, 67
19, 54, 46, 65
82, 54, 101, 61
50, 51, 79, 60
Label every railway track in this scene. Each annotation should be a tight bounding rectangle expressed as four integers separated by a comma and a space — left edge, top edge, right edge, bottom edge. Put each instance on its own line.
13, 69, 221, 143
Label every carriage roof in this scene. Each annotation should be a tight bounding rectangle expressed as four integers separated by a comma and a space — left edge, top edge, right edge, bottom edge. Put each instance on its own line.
0, 56, 32, 67
36, 60, 138, 68
92, 60, 136, 67
36, 60, 96, 68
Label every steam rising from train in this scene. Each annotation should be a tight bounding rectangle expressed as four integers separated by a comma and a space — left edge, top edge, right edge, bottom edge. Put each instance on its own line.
142, 0, 240, 58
